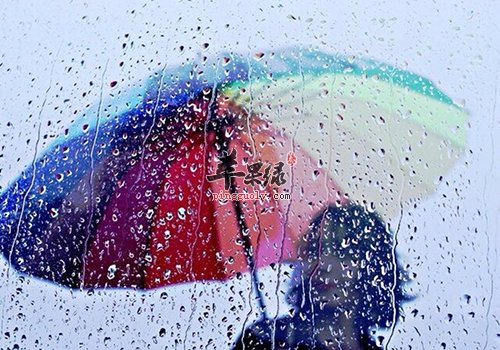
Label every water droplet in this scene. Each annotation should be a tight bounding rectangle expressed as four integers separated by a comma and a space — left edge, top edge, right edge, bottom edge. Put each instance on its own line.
177, 207, 186, 220
107, 264, 117, 280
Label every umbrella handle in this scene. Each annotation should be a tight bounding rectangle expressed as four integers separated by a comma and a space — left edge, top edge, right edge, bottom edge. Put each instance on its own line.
214, 125, 268, 320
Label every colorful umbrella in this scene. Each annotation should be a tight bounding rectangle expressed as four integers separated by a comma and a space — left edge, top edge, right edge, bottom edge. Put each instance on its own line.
0, 48, 466, 292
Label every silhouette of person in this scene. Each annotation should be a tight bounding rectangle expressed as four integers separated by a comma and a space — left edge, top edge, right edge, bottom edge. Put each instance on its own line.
233, 203, 412, 349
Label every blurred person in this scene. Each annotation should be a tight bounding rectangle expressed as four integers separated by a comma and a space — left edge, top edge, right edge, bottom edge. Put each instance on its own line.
233, 203, 412, 349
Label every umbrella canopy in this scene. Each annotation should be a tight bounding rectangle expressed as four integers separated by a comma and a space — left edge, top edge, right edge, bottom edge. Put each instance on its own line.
0, 48, 466, 290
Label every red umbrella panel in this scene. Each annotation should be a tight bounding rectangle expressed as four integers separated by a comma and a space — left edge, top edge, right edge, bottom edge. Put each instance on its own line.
83, 96, 347, 289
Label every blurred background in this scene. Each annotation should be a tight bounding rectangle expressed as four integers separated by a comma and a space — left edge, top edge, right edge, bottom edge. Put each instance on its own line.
0, 0, 498, 349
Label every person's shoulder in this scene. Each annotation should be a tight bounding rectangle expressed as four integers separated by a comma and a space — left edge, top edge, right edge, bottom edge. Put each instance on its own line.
232, 315, 327, 350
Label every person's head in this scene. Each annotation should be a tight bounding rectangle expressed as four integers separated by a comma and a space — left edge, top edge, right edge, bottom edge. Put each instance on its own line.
288, 203, 412, 347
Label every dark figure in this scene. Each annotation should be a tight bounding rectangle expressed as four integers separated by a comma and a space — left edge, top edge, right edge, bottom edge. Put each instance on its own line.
233, 203, 412, 349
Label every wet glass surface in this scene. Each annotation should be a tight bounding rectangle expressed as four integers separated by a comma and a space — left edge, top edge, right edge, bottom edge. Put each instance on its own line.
0, 1, 498, 349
